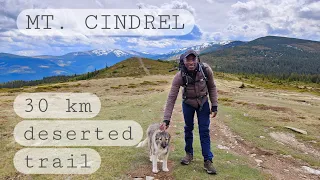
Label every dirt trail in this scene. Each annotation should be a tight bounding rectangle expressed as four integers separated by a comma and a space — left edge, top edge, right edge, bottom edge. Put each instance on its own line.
168, 103, 319, 179
127, 78, 320, 179
212, 114, 320, 180
127, 103, 320, 180
138, 57, 150, 76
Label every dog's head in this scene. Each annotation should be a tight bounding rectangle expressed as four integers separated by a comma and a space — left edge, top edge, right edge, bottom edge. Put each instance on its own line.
155, 131, 171, 149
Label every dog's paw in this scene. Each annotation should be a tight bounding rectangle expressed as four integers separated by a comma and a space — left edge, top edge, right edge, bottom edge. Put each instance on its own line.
152, 169, 159, 173
162, 168, 169, 172
157, 159, 163, 162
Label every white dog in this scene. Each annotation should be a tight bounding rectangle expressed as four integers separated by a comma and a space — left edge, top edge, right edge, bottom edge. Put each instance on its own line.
137, 123, 171, 173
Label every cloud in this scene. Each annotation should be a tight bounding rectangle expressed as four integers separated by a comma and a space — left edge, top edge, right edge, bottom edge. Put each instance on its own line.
230, 1, 271, 20
175, 25, 202, 40
298, 1, 320, 20
8, 65, 35, 74
16, 50, 38, 56
0, 0, 203, 55
53, 70, 67, 75
206, 0, 214, 3
227, 0, 320, 40
0, 0, 201, 55
137, 0, 196, 15
127, 38, 173, 48
160, 1, 196, 16
0, 0, 319, 56
56, 60, 71, 67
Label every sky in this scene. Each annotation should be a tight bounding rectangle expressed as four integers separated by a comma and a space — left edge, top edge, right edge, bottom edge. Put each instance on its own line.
0, 0, 319, 56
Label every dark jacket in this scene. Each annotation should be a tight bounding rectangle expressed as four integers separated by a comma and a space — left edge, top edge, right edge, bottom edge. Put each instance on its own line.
163, 63, 218, 121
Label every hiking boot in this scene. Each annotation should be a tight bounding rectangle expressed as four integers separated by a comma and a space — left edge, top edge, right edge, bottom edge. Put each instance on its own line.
181, 153, 193, 165
204, 160, 217, 174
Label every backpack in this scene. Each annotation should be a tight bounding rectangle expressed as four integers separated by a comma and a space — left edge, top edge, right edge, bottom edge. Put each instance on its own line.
179, 54, 209, 103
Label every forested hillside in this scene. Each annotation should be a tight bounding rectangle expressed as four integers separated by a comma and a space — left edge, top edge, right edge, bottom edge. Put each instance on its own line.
202, 36, 320, 83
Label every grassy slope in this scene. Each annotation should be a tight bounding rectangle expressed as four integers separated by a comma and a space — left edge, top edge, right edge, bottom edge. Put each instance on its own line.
94, 57, 177, 78
0, 75, 267, 179
201, 36, 320, 77
213, 71, 320, 96
1, 56, 319, 179
220, 105, 320, 167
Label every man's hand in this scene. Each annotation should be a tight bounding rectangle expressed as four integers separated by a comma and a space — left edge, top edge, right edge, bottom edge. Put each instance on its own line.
160, 120, 170, 131
210, 106, 218, 118
210, 110, 217, 118
160, 122, 168, 131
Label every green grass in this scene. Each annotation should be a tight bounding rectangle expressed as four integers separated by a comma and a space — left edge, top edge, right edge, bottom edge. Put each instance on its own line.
219, 105, 320, 167
213, 71, 320, 96
218, 97, 234, 102
135, 95, 267, 179
0, 90, 166, 179
237, 74, 320, 96
171, 129, 267, 180
1, 75, 290, 179
94, 58, 176, 79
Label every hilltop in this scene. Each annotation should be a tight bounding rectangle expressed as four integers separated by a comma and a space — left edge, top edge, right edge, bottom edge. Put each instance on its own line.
0, 57, 177, 88
94, 57, 177, 78
202, 36, 320, 83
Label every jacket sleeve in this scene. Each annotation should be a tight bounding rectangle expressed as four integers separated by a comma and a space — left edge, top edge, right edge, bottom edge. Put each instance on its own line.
205, 64, 218, 107
163, 72, 183, 121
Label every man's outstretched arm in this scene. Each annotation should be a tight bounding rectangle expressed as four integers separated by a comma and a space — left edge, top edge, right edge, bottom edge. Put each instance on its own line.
161, 72, 182, 130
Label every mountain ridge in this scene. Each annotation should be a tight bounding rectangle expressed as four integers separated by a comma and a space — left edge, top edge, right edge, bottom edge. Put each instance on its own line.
1, 36, 319, 83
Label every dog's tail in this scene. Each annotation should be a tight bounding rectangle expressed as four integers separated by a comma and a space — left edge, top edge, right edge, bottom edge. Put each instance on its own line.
136, 137, 148, 148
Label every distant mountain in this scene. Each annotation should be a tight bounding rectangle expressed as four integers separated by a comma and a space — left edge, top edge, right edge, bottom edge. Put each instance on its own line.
0, 41, 238, 83
1, 36, 319, 83
0, 49, 142, 83
151, 41, 244, 60
201, 36, 320, 82
200, 41, 246, 54
0, 53, 72, 83
0, 57, 177, 88
35, 49, 139, 73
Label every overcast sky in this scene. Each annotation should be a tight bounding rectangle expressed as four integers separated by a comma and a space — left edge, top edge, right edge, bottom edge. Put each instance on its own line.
0, 0, 319, 56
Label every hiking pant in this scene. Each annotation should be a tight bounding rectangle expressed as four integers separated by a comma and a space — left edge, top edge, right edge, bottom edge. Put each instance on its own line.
182, 100, 214, 161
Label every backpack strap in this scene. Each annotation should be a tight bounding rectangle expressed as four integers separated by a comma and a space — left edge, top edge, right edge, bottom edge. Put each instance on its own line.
199, 62, 208, 82
181, 71, 188, 99
199, 62, 210, 112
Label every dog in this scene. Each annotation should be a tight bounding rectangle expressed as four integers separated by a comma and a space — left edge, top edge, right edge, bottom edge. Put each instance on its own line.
136, 123, 171, 173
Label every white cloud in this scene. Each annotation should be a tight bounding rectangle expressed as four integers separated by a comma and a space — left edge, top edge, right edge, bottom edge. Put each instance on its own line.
56, 60, 72, 67
8, 65, 34, 74
127, 38, 173, 48
136, 0, 196, 16
230, 1, 271, 20
1, 0, 200, 55
299, 1, 320, 20
160, 1, 196, 16
16, 50, 38, 56
227, 0, 320, 40
53, 70, 67, 75
0, 0, 319, 56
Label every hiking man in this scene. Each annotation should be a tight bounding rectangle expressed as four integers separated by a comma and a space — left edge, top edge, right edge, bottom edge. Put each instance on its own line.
160, 49, 218, 174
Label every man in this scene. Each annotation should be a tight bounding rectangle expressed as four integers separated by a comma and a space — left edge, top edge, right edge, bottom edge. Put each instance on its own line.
160, 49, 218, 174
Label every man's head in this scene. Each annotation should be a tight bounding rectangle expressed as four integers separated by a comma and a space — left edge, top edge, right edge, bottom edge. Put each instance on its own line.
182, 50, 199, 71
